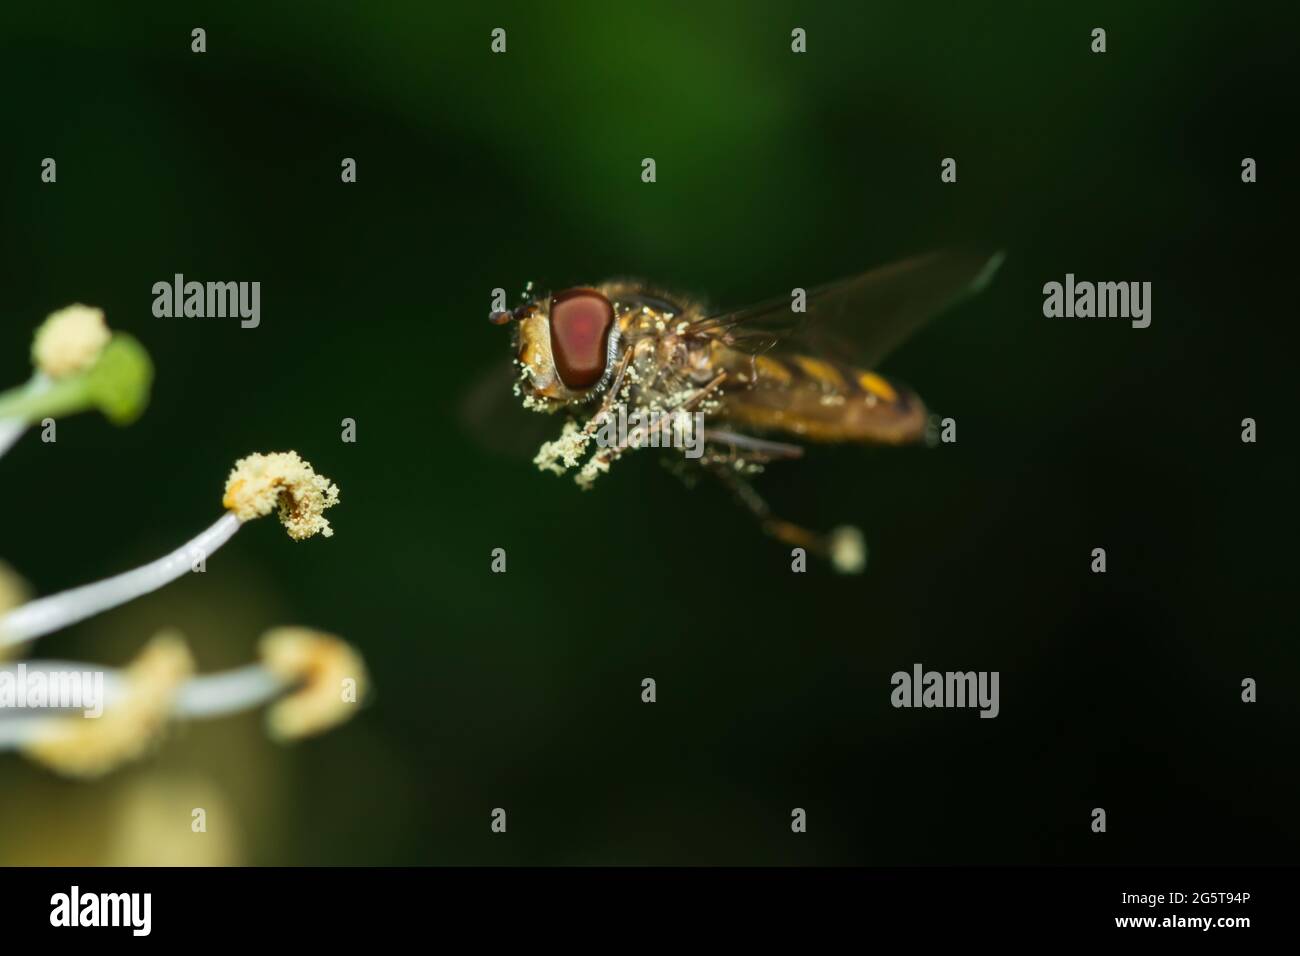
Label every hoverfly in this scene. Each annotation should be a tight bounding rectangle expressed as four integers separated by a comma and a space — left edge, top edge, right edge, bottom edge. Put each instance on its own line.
486, 250, 1003, 572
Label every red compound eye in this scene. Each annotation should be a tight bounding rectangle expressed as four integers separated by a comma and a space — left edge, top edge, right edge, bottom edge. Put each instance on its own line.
549, 288, 614, 389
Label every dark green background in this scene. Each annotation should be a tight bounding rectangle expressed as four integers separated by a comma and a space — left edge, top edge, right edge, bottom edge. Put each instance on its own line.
1, 2, 1295, 864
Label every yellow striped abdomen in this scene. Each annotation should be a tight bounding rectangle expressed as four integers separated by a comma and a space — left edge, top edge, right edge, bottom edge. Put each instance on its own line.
720, 350, 927, 444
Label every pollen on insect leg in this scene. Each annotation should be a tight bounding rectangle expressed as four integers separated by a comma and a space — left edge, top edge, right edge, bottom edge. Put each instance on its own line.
575, 455, 611, 489
533, 420, 589, 475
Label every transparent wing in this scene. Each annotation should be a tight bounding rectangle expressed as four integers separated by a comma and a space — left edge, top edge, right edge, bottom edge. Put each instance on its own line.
457, 361, 559, 460
689, 249, 1005, 368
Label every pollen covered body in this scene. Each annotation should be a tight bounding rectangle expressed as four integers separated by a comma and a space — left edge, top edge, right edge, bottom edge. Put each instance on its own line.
490, 251, 1002, 569
515, 280, 925, 449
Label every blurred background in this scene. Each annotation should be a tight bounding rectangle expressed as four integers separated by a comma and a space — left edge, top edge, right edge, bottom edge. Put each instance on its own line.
0, 1, 1295, 864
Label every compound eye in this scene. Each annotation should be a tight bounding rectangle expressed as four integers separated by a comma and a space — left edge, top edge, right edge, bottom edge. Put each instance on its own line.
549, 288, 614, 389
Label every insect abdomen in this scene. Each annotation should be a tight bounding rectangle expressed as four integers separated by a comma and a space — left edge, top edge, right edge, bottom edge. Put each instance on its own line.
722, 351, 928, 444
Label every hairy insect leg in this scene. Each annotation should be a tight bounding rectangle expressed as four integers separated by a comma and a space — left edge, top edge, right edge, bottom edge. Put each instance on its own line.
579, 348, 635, 437
677, 372, 727, 412
708, 463, 866, 573
580, 372, 729, 481
702, 429, 804, 461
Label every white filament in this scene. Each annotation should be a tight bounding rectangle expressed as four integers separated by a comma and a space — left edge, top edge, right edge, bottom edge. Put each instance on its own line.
0, 513, 242, 647
0, 660, 287, 750
174, 665, 284, 718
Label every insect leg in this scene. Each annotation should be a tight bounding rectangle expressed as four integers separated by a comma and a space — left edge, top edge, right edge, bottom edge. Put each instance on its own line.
579, 348, 635, 437
702, 429, 805, 461
677, 371, 727, 411
707, 464, 866, 573
585, 372, 728, 470
571, 371, 728, 490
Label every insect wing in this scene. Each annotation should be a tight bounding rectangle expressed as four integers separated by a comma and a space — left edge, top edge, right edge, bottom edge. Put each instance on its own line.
691, 249, 1004, 369
458, 361, 558, 460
